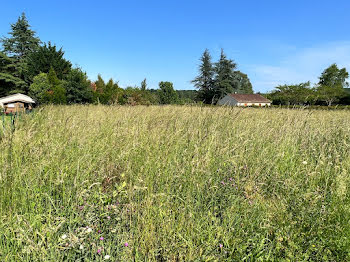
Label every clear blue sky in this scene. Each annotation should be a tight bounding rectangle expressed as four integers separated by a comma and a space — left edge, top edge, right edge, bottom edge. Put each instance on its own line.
1, 0, 350, 92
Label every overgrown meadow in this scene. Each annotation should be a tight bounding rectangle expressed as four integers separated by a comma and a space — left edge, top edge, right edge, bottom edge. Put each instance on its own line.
0, 105, 350, 261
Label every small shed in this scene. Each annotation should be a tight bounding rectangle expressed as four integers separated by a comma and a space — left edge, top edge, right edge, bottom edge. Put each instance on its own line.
217, 94, 271, 107
0, 93, 35, 114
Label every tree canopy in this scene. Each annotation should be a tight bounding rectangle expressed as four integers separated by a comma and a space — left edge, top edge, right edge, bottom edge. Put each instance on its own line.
158, 81, 179, 104
0, 51, 27, 96
27, 42, 72, 81
191, 49, 215, 103
1, 13, 40, 60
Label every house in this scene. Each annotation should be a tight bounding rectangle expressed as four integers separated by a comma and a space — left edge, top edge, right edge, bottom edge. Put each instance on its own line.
217, 94, 271, 107
0, 93, 36, 114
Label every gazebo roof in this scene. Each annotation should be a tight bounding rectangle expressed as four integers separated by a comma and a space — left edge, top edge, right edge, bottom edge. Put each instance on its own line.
0, 93, 35, 106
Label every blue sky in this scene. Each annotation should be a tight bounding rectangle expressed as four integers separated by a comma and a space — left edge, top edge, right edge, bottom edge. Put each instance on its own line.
1, 0, 350, 92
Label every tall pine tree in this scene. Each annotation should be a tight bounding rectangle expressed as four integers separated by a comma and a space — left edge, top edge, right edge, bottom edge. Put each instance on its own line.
1, 13, 40, 59
1, 12, 40, 88
191, 49, 215, 103
0, 51, 27, 96
213, 49, 237, 102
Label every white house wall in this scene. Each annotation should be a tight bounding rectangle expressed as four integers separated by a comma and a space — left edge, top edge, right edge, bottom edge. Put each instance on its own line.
237, 102, 271, 106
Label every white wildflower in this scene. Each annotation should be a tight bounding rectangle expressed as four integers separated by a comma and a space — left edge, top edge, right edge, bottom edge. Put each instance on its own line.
104, 255, 110, 260
87, 227, 93, 233
61, 234, 67, 239
302, 161, 307, 165
79, 244, 84, 250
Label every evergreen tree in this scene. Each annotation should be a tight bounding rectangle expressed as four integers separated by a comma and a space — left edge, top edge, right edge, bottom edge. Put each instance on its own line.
103, 78, 121, 104
158, 81, 178, 104
1, 13, 40, 87
0, 51, 26, 96
92, 76, 122, 104
213, 49, 237, 102
1, 13, 40, 59
45, 67, 66, 104
27, 42, 72, 81
63, 68, 92, 104
141, 78, 147, 91
191, 49, 215, 103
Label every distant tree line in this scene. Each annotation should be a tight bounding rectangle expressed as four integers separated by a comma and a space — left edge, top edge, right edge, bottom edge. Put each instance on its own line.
266, 64, 350, 106
2, 13, 349, 107
0, 13, 194, 106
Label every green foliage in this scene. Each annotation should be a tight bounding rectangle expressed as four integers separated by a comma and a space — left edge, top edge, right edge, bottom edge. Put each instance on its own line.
1, 12, 40, 88
316, 64, 349, 106
28, 72, 49, 103
44, 67, 67, 104
27, 42, 72, 81
0, 51, 26, 96
158, 81, 179, 104
192, 49, 215, 103
177, 90, 198, 104
140, 78, 147, 91
317, 84, 345, 106
63, 68, 93, 104
268, 65, 350, 106
213, 49, 238, 101
92, 75, 123, 104
192, 49, 254, 104
233, 71, 253, 94
318, 63, 349, 89
269, 82, 316, 105
0, 12, 40, 60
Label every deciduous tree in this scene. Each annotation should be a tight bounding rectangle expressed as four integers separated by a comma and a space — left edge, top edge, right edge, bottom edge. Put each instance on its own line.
158, 81, 178, 104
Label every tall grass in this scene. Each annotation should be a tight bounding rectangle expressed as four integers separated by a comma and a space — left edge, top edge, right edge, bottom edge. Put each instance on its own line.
0, 105, 350, 261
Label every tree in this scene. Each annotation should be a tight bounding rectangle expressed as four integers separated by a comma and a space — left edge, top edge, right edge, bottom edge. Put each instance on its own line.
232, 71, 253, 94
318, 64, 349, 88
28, 73, 50, 103
1, 13, 40, 86
213, 49, 237, 102
91, 75, 123, 104
103, 78, 122, 104
1, 13, 40, 60
141, 78, 147, 91
317, 84, 345, 106
316, 64, 349, 106
158, 81, 178, 104
45, 67, 66, 104
192, 49, 215, 103
0, 51, 26, 96
27, 42, 72, 81
63, 68, 92, 104
269, 82, 316, 105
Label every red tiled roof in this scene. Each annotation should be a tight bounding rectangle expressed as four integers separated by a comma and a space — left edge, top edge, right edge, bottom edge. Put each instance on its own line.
229, 94, 271, 103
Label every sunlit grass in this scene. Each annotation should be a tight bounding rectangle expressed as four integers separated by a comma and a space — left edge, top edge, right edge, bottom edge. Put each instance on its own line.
1, 105, 350, 261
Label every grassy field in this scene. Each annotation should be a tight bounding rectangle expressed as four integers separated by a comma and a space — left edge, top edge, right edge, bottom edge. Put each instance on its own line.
0, 105, 350, 261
